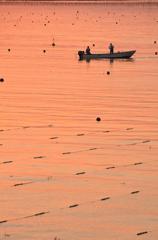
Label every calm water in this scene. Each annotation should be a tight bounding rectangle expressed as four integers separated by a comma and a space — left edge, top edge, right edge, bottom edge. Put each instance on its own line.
0, 2, 158, 240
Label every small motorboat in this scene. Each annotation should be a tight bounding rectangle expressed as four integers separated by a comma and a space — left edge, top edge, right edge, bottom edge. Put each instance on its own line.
78, 50, 136, 60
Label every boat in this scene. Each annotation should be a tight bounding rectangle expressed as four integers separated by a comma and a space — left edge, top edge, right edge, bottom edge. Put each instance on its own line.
78, 50, 136, 60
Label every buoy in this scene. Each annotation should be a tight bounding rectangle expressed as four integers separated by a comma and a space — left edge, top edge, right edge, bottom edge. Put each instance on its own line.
96, 117, 101, 122
8, 48, 11, 52
0, 78, 4, 82
155, 51, 158, 55
43, 50, 46, 53
107, 71, 110, 75
154, 40, 157, 44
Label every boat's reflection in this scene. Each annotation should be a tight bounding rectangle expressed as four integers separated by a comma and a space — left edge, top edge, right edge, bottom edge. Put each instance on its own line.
84, 58, 135, 63
110, 58, 135, 64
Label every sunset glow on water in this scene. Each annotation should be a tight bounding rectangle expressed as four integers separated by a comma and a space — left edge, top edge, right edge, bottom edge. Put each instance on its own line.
0, 2, 158, 239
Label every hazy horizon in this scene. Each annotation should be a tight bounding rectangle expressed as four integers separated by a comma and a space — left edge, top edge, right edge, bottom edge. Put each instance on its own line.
0, 0, 158, 3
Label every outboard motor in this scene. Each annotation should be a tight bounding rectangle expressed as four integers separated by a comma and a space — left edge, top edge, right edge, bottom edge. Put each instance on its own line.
78, 51, 84, 60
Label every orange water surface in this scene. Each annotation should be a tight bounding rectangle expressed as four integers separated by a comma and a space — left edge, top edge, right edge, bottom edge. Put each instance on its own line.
0, 2, 158, 240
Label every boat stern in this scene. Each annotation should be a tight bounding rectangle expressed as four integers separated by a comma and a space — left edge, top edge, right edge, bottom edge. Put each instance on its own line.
78, 51, 85, 60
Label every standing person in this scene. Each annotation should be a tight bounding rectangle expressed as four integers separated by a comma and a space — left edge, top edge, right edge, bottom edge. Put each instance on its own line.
86, 46, 91, 55
109, 43, 114, 54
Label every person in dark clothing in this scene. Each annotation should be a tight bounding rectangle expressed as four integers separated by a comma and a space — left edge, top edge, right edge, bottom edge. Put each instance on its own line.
86, 46, 91, 55
109, 43, 114, 54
